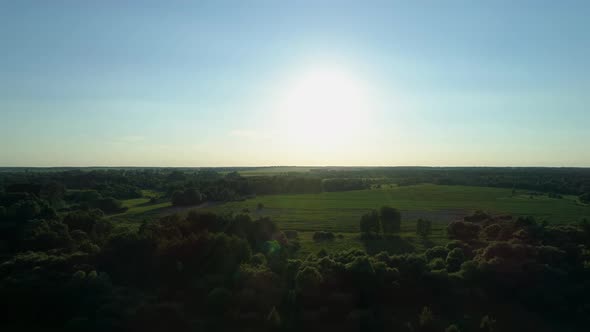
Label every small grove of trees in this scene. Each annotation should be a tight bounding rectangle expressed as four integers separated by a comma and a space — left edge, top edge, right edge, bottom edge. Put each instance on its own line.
65, 190, 127, 214
171, 188, 204, 206
447, 220, 481, 242
359, 206, 401, 236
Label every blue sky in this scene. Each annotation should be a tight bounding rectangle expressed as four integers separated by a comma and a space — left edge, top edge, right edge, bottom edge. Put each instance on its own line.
1, 0, 589, 166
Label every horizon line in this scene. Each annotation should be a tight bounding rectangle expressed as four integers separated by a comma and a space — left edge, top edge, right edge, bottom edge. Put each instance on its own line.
1, 165, 590, 169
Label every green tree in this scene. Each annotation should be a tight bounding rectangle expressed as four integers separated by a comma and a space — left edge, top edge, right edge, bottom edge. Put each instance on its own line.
446, 248, 465, 273
295, 266, 323, 291
171, 190, 185, 206
23, 219, 73, 251
171, 188, 203, 206
40, 181, 66, 207
11, 199, 41, 222
416, 219, 432, 238
63, 209, 104, 234
184, 188, 203, 205
360, 210, 381, 234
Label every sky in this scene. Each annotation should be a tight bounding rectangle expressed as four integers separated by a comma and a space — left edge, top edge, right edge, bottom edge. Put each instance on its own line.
1, 0, 589, 167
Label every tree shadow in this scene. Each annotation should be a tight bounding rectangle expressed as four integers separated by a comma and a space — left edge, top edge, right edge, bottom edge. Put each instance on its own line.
362, 235, 416, 255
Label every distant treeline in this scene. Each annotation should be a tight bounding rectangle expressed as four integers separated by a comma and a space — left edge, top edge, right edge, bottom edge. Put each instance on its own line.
0, 170, 370, 212
311, 167, 590, 196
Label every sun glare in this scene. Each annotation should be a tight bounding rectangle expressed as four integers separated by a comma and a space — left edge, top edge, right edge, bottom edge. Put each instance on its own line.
277, 66, 370, 151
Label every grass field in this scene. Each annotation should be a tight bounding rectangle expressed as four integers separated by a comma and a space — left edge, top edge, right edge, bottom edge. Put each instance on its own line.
121, 198, 172, 214
110, 197, 172, 224
204, 184, 590, 232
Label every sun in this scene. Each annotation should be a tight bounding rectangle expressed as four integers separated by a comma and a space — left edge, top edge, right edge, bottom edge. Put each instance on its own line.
276, 66, 370, 150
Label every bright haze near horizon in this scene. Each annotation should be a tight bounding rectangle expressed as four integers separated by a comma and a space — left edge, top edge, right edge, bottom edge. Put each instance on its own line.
1, 1, 589, 167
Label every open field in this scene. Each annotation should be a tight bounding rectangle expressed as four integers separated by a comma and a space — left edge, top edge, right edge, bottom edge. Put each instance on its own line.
111, 197, 212, 224
120, 198, 172, 215
109, 198, 172, 228
204, 184, 590, 233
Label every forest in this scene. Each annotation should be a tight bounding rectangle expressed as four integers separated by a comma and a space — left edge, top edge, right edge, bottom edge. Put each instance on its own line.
1, 167, 590, 331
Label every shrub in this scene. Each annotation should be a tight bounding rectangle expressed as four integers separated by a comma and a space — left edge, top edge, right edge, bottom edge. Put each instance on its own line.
313, 231, 335, 241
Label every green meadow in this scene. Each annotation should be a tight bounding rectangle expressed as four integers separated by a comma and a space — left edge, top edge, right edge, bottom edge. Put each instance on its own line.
110, 197, 172, 225
205, 184, 590, 232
